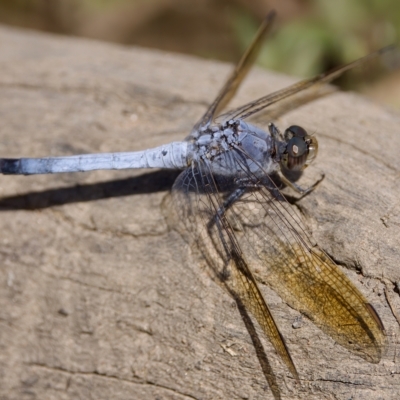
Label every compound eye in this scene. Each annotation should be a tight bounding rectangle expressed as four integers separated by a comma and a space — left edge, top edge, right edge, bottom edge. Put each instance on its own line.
281, 124, 318, 171
286, 125, 308, 139
287, 136, 307, 158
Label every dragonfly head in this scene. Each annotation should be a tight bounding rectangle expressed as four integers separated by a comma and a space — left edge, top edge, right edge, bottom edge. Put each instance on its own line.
281, 125, 318, 171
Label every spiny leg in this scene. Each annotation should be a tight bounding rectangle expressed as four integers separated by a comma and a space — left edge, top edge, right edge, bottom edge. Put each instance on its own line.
207, 175, 286, 233
278, 171, 325, 199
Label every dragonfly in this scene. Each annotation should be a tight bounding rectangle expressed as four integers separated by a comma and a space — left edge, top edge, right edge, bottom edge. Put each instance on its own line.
0, 12, 389, 381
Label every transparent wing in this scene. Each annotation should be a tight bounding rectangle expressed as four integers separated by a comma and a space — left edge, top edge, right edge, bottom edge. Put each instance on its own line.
172, 152, 386, 376
189, 11, 276, 138
228, 181, 386, 363
172, 162, 300, 381
217, 45, 394, 123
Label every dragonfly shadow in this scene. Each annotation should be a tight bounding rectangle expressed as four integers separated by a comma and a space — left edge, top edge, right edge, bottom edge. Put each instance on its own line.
0, 170, 181, 211
234, 296, 282, 400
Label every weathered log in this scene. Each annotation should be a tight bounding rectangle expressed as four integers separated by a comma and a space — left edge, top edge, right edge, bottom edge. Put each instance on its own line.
0, 25, 399, 400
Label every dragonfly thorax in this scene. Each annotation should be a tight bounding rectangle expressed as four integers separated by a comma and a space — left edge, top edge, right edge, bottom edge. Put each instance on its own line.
193, 120, 278, 178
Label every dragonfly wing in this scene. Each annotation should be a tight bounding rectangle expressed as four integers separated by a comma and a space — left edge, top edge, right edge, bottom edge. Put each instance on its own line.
172, 162, 300, 380
221, 159, 386, 362
217, 46, 394, 123
189, 11, 276, 138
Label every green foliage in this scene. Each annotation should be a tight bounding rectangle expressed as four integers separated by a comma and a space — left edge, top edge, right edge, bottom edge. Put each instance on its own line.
234, 0, 399, 79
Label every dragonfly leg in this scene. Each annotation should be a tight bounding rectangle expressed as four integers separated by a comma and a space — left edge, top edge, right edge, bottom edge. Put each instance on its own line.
208, 174, 286, 232
206, 176, 284, 281
278, 171, 325, 198
234, 176, 286, 202
207, 187, 247, 232
268, 122, 283, 141
206, 187, 249, 281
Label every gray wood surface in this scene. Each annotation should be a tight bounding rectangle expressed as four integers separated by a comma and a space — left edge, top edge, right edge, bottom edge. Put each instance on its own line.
0, 25, 399, 400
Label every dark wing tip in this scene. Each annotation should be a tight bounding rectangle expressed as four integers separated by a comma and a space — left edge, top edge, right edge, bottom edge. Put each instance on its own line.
366, 303, 386, 333
277, 329, 300, 382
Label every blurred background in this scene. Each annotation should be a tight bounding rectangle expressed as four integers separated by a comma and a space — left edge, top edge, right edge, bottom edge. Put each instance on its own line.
0, 0, 398, 110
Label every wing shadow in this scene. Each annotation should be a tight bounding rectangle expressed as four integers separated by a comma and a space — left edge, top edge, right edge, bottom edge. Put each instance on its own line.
235, 295, 283, 400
